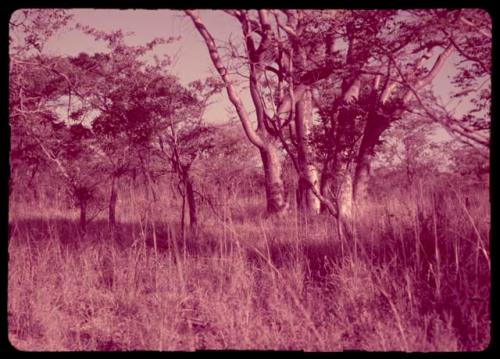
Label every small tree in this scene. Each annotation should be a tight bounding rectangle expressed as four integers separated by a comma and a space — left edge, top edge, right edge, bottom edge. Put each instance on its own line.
55, 26, 178, 228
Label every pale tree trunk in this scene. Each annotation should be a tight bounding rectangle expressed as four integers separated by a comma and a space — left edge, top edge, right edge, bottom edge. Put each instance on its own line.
337, 164, 354, 220
295, 87, 321, 214
260, 144, 287, 214
319, 171, 333, 214
337, 166, 354, 240
317, 77, 361, 218
109, 175, 118, 229
353, 130, 374, 204
353, 153, 371, 203
319, 159, 354, 239
186, 11, 281, 216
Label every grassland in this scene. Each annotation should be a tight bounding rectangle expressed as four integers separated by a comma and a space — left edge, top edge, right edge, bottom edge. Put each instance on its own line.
7, 181, 490, 351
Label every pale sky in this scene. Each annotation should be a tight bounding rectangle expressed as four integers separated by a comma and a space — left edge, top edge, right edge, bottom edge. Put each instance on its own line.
42, 9, 244, 124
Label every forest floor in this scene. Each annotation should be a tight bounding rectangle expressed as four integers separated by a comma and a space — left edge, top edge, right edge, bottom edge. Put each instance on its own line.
7, 187, 490, 351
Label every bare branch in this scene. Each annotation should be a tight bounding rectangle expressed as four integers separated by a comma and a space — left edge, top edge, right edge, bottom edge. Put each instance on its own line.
391, 57, 489, 149
446, 33, 489, 73
223, 10, 242, 18
272, 9, 297, 39
459, 16, 491, 39
185, 10, 265, 149
411, 45, 454, 92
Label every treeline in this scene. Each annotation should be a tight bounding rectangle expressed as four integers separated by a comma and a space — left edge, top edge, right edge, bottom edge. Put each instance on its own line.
9, 10, 490, 231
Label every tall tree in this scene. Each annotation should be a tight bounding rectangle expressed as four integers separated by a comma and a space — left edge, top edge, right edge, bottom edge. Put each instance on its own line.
185, 10, 355, 215
311, 9, 490, 217
352, 9, 490, 202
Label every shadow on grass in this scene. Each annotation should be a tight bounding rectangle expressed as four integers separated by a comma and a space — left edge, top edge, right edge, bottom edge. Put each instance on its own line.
8, 210, 489, 287
8, 212, 491, 350
9, 217, 197, 253
8, 216, 349, 281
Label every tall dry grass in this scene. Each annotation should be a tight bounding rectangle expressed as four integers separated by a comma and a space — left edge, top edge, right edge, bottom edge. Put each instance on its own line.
8, 180, 490, 351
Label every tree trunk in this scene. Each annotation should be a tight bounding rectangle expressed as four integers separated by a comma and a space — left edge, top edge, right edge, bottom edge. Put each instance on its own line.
260, 144, 287, 215
185, 175, 197, 228
338, 168, 353, 219
180, 186, 186, 242
337, 169, 354, 240
295, 87, 321, 214
79, 200, 87, 232
319, 171, 334, 214
353, 149, 372, 203
353, 111, 391, 203
109, 175, 118, 229
9, 164, 16, 198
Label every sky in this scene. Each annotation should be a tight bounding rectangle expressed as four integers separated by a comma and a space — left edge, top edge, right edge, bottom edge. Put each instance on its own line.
43, 10, 227, 80
41, 9, 244, 124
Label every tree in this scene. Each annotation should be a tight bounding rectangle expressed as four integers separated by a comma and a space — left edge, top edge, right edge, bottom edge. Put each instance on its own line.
10, 14, 203, 231
52, 124, 107, 231
9, 9, 74, 186
8, 10, 104, 228
445, 140, 489, 187
185, 10, 284, 215
185, 10, 354, 215
185, 10, 468, 219
156, 78, 222, 230
307, 10, 448, 212
49, 26, 180, 228
196, 123, 262, 206
64, 26, 223, 232
307, 9, 490, 224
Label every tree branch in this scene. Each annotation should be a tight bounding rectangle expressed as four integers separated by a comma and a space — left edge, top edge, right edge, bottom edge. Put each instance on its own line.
185, 10, 265, 149
409, 45, 454, 94
391, 57, 489, 149
446, 32, 489, 74
459, 16, 491, 39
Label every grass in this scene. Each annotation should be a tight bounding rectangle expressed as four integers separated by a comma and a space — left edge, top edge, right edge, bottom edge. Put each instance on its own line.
7, 181, 490, 351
